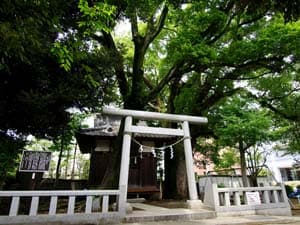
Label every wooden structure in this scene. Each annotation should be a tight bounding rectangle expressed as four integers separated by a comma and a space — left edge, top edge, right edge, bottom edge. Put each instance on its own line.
76, 115, 174, 197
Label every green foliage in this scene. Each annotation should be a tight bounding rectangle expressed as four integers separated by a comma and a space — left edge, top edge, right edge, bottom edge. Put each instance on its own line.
217, 183, 225, 188
248, 34, 300, 152
0, 0, 117, 138
258, 168, 270, 177
78, 0, 115, 35
195, 137, 239, 173
49, 113, 88, 182
215, 148, 239, 172
285, 185, 294, 196
25, 137, 52, 151
0, 132, 25, 188
49, 113, 87, 153
51, 42, 73, 71
212, 95, 273, 148
209, 94, 274, 185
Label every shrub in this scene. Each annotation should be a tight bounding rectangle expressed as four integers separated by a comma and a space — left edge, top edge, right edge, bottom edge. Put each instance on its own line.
217, 183, 225, 188
285, 185, 294, 196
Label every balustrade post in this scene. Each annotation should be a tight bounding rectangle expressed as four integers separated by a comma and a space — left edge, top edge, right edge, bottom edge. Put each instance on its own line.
9, 196, 20, 216
234, 191, 241, 206
67, 196, 75, 214
49, 196, 58, 215
263, 190, 270, 204
280, 183, 289, 205
224, 192, 230, 206
102, 195, 109, 213
29, 196, 39, 216
212, 183, 220, 207
85, 196, 93, 213
273, 190, 279, 203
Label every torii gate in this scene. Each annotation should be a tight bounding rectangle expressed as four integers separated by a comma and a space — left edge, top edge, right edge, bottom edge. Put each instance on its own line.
102, 108, 208, 215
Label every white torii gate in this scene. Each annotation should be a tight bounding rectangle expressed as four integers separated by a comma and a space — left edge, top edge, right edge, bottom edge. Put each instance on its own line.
102, 108, 208, 215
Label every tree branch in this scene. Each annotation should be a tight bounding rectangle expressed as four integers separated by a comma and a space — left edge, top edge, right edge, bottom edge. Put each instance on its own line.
101, 32, 128, 99
130, 8, 139, 41
147, 4, 168, 45
249, 92, 300, 121
214, 56, 285, 81
199, 87, 243, 112
215, 71, 270, 81
146, 61, 184, 102
238, 7, 269, 28
208, 10, 236, 44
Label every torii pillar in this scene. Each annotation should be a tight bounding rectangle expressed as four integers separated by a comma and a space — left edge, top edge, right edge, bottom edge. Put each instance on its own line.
102, 108, 208, 215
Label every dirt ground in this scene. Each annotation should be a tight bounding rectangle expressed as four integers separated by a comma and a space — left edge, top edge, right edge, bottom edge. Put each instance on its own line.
290, 198, 300, 216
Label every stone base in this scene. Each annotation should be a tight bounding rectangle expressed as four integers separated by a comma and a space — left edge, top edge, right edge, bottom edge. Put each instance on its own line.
112, 202, 133, 214
127, 198, 146, 203
186, 200, 203, 209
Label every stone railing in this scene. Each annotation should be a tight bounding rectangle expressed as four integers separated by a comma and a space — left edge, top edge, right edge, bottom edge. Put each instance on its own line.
0, 187, 125, 224
204, 180, 291, 216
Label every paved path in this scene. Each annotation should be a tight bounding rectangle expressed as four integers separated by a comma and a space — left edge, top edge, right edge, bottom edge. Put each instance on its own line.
123, 215, 300, 225
122, 202, 300, 225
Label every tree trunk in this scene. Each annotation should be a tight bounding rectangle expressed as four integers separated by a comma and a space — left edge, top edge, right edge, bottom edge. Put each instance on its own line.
164, 143, 188, 199
64, 147, 70, 178
54, 131, 64, 189
249, 175, 258, 187
163, 78, 189, 199
71, 142, 77, 180
239, 142, 249, 187
163, 147, 178, 199
176, 152, 188, 199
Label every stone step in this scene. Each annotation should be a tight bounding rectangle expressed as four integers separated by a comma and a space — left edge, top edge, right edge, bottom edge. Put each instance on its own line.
124, 203, 217, 223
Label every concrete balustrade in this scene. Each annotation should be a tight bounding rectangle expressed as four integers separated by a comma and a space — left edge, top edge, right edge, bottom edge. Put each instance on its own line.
203, 180, 291, 216
0, 188, 125, 224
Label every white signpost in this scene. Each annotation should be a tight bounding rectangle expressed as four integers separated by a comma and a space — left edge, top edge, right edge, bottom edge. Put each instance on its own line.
245, 191, 261, 205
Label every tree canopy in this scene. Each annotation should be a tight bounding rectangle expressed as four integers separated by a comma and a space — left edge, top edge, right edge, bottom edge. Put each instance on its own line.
0, 0, 116, 138
210, 94, 274, 186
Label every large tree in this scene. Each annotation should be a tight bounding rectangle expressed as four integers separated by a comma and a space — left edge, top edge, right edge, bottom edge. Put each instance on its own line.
74, 0, 300, 194
1, 0, 299, 195
211, 94, 273, 187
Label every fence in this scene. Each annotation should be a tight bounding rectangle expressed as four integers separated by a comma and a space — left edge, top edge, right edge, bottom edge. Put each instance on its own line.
203, 179, 291, 216
0, 187, 126, 224
198, 176, 274, 191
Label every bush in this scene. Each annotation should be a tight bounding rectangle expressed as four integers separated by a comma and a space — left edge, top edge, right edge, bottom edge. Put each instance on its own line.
217, 183, 225, 188
285, 185, 294, 196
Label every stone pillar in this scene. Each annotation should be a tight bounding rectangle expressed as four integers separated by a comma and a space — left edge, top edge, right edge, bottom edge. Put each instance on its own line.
118, 116, 132, 216
182, 121, 202, 208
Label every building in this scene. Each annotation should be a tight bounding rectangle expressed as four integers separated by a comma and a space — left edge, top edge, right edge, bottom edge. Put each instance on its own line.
266, 150, 300, 183
76, 114, 175, 198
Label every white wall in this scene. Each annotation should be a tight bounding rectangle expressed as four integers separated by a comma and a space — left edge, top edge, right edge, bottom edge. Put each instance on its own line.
265, 151, 299, 182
